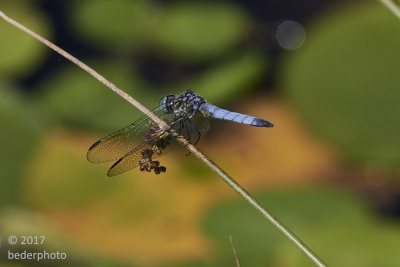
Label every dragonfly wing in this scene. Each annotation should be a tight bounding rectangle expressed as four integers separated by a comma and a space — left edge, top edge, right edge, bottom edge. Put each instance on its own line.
87, 108, 170, 164
90, 106, 211, 176
175, 114, 210, 144
106, 143, 148, 176
107, 133, 181, 176
107, 115, 211, 176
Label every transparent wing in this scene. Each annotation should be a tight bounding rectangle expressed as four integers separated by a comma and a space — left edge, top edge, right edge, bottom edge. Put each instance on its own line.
107, 137, 179, 176
106, 142, 150, 176
174, 114, 210, 145
86, 107, 173, 164
105, 114, 210, 176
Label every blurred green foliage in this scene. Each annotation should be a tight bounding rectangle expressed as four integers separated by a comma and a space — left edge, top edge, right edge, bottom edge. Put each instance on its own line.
166, 188, 400, 267
0, 86, 40, 207
36, 60, 155, 132
283, 2, 400, 172
72, 0, 249, 61
0, 0, 50, 79
72, 0, 155, 51
181, 51, 266, 104
151, 2, 250, 61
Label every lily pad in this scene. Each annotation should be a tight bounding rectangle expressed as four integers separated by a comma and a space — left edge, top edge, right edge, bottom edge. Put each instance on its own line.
0, 0, 50, 79
153, 2, 250, 62
282, 2, 400, 172
71, 0, 162, 50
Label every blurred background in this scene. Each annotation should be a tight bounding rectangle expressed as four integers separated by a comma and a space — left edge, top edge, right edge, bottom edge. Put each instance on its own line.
1, 0, 400, 266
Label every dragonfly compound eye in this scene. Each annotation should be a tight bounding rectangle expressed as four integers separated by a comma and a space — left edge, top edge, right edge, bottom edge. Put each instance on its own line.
160, 94, 175, 114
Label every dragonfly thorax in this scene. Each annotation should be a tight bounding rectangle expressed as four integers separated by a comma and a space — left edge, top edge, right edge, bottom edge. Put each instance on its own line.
160, 90, 207, 118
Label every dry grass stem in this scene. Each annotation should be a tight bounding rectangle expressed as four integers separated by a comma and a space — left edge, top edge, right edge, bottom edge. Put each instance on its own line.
380, 0, 400, 19
229, 235, 241, 267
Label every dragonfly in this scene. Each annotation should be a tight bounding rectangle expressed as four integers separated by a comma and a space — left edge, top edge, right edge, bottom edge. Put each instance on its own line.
87, 90, 273, 176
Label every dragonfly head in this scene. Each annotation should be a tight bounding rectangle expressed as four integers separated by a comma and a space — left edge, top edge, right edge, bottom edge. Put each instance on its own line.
160, 94, 176, 114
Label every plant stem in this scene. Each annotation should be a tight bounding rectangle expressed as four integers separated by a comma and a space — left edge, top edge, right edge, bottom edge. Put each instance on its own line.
0, 10, 326, 267
380, 0, 400, 19
229, 235, 241, 267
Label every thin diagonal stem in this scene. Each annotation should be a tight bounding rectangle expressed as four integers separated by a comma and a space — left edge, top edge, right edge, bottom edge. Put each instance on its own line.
229, 235, 241, 267
380, 0, 400, 19
0, 10, 326, 267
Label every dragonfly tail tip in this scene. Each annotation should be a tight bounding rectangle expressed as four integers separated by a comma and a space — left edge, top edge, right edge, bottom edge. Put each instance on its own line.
254, 118, 274, 127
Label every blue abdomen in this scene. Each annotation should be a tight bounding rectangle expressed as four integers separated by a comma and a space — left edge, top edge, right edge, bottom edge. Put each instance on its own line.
200, 104, 273, 127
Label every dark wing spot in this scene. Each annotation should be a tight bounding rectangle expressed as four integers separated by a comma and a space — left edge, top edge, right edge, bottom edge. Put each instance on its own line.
88, 140, 101, 151
109, 158, 123, 170
107, 158, 124, 177
254, 118, 274, 127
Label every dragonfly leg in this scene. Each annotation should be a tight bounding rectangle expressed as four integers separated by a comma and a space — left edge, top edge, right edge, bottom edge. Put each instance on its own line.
178, 120, 184, 136
190, 120, 202, 146
184, 120, 191, 141
193, 128, 201, 146
170, 116, 183, 127
183, 120, 193, 156
184, 119, 203, 156
188, 108, 198, 119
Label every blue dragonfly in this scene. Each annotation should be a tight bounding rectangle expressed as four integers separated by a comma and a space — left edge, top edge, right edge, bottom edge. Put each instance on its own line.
87, 90, 273, 176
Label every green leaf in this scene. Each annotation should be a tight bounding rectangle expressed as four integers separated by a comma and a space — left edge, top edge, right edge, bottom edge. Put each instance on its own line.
282, 2, 400, 171
153, 3, 250, 62
0, 0, 50, 79
71, 0, 162, 51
